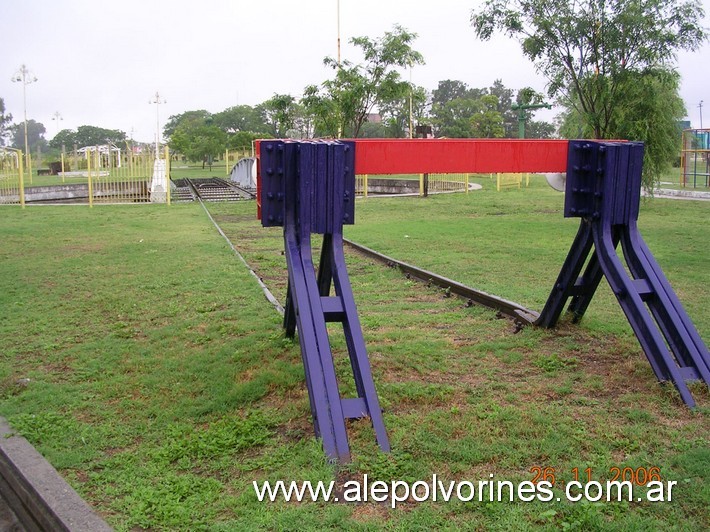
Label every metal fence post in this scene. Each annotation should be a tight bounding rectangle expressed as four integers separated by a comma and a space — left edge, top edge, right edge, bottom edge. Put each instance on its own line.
18, 150, 25, 208
165, 146, 171, 206
87, 148, 93, 208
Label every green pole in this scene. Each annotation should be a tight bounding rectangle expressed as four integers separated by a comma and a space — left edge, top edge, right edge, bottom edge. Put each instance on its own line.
511, 102, 552, 139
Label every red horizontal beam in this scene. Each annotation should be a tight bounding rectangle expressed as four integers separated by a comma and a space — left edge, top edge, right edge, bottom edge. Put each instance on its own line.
351, 139, 569, 174
254, 138, 572, 219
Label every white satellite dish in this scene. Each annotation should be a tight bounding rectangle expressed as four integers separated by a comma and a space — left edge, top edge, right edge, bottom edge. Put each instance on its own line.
544, 172, 567, 192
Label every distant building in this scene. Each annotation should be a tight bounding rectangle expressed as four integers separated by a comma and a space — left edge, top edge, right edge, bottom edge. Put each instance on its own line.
366, 113, 382, 124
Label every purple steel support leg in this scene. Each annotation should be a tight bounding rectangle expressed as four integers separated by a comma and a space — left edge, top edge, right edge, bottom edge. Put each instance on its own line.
538, 141, 709, 407
261, 140, 389, 461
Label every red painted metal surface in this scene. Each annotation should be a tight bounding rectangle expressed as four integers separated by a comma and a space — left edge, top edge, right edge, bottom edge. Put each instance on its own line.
256, 138, 571, 218
255, 139, 263, 219
351, 138, 569, 174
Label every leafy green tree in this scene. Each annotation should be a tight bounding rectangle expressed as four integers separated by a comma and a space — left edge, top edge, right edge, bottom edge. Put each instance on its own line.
431, 80, 516, 138
526, 120, 556, 139
561, 68, 686, 180
48, 129, 77, 150
213, 105, 268, 135
431, 80, 475, 109
302, 84, 341, 137
0, 97, 12, 146
170, 121, 227, 168
10, 119, 47, 152
379, 85, 429, 138
260, 94, 298, 138
227, 131, 265, 150
433, 98, 481, 137
489, 79, 517, 137
472, 0, 707, 185
74, 125, 126, 147
304, 25, 424, 138
358, 120, 387, 138
470, 94, 505, 138
163, 110, 211, 139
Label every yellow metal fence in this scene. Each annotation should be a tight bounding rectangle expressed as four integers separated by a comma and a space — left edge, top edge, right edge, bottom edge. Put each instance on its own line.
0, 148, 25, 207
425, 173, 470, 194
84, 149, 158, 205
1, 147, 171, 206
355, 173, 470, 197
225, 148, 254, 175
495, 173, 530, 191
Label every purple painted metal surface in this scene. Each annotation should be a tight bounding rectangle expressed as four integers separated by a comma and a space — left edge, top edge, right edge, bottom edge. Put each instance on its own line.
539, 140, 709, 407
260, 140, 389, 462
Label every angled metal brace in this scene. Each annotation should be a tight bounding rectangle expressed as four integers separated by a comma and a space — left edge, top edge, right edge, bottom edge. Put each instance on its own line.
261, 140, 389, 461
537, 141, 709, 407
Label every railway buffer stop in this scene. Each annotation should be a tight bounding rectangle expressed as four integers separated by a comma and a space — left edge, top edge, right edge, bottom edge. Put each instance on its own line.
257, 138, 710, 462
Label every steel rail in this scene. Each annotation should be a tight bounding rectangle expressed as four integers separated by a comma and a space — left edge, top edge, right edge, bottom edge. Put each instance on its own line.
343, 238, 540, 325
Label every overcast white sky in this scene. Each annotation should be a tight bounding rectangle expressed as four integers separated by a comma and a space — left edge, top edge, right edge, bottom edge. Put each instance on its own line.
1, 0, 708, 144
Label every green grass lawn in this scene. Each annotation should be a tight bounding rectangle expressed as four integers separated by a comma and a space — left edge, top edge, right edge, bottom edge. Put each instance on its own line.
0, 185, 708, 530
346, 174, 710, 340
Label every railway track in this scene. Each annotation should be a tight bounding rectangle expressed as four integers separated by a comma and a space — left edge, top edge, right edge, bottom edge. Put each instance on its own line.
343, 239, 540, 326
173, 178, 255, 202
197, 197, 538, 325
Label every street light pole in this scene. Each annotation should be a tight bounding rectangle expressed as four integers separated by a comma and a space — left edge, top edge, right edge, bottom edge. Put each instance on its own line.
11, 64, 37, 182
409, 62, 413, 139
337, 0, 341, 66
149, 91, 166, 159
699, 101, 704, 129
52, 111, 63, 135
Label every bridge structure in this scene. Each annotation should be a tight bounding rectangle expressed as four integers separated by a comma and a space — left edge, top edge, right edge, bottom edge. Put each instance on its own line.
257, 138, 709, 462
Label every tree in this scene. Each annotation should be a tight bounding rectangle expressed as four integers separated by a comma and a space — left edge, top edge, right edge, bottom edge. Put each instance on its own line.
561, 68, 686, 180
0, 98, 12, 146
48, 129, 77, 150
227, 131, 265, 150
10, 119, 47, 153
470, 95, 505, 138
301, 84, 342, 137
304, 25, 424, 137
430, 80, 520, 138
213, 105, 268, 135
432, 97, 482, 138
489, 79, 517, 137
169, 120, 227, 169
431, 80, 474, 109
358, 120, 387, 138
163, 110, 211, 139
378, 85, 429, 138
261, 94, 299, 138
526, 120, 556, 139
472, 0, 707, 185
74, 125, 126, 147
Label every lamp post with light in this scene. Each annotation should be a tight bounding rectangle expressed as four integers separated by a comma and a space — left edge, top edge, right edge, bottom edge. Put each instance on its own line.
148, 92, 169, 203
149, 91, 166, 159
11, 64, 37, 182
51, 111, 63, 135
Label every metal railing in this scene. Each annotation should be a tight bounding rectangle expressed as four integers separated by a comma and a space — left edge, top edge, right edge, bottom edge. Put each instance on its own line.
355, 173, 470, 197
0, 148, 25, 207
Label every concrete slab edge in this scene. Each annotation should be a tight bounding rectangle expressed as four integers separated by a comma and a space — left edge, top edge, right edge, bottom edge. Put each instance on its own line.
0, 417, 112, 531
